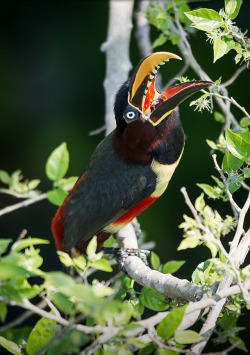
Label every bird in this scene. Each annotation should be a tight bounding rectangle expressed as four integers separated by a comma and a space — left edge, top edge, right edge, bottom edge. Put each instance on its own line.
51, 51, 213, 257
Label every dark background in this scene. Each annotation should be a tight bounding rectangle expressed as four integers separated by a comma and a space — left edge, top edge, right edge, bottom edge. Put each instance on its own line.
0, 0, 249, 350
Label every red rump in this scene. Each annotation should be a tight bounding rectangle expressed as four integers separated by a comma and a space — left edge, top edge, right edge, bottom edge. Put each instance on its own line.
51, 173, 87, 251
112, 195, 158, 226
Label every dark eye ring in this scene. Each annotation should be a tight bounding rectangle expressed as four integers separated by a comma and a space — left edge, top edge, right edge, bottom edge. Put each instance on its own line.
123, 107, 139, 123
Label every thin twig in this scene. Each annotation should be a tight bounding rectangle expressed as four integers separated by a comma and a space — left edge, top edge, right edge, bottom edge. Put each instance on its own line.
0, 192, 47, 217
163, 62, 190, 90
222, 64, 247, 88
212, 154, 241, 215
89, 125, 106, 136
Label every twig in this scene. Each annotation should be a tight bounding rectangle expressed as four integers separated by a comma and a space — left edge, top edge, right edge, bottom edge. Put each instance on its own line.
0, 192, 47, 217
229, 191, 250, 254
202, 341, 241, 355
0, 187, 40, 199
89, 125, 106, 136
212, 154, 241, 215
163, 62, 190, 90
204, 91, 250, 119
222, 64, 247, 88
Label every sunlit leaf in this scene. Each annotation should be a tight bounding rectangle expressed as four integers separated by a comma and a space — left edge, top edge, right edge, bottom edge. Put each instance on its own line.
47, 188, 67, 206
162, 260, 185, 274
0, 170, 11, 184
90, 258, 113, 272
0, 336, 21, 355
157, 305, 187, 340
11, 237, 49, 252
46, 142, 69, 181
86, 236, 97, 259
0, 239, 12, 255
26, 317, 56, 355
225, 129, 250, 161
150, 251, 161, 270
213, 38, 227, 62
184, 9, 222, 31
225, 0, 241, 19
177, 236, 200, 250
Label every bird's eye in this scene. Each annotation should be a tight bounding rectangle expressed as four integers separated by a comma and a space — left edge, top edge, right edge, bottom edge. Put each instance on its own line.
123, 107, 139, 123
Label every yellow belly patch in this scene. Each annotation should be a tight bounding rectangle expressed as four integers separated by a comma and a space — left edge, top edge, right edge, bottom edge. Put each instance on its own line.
150, 150, 183, 198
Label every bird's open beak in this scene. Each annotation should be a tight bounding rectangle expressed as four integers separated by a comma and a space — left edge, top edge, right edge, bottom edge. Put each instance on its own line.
128, 52, 213, 126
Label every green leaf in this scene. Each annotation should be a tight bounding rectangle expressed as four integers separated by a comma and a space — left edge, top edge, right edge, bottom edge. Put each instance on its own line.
50, 291, 72, 314
138, 343, 154, 355
213, 38, 227, 62
225, 0, 241, 19
152, 34, 167, 49
222, 150, 244, 172
225, 128, 250, 161
150, 251, 161, 270
86, 236, 97, 259
140, 287, 169, 311
26, 317, 56, 355
229, 336, 248, 352
174, 330, 203, 344
0, 336, 21, 355
184, 9, 222, 31
157, 305, 187, 340
0, 263, 34, 279
162, 260, 185, 274
119, 323, 144, 338
46, 142, 69, 181
240, 117, 250, 128
243, 168, 250, 178
57, 251, 74, 267
158, 349, 178, 355
206, 139, 218, 150
0, 238, 12, 255
90, 258, 113, 272
57, 176, 78, 191
47, 188, 67, 206
11, 237, 49, 252
197, 183, 220, 199
214, 111, 225, 123
0, 302, 7, 323
44, 272, 75, 293
177, 236, 200, 250
28, 179, 41, 190
0, 170, 11, 184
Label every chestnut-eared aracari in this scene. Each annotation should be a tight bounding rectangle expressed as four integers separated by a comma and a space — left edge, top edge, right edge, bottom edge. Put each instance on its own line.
52, 52, 213, 257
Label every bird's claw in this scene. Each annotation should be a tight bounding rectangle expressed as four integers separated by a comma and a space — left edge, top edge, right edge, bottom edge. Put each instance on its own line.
103, 247, 150, 275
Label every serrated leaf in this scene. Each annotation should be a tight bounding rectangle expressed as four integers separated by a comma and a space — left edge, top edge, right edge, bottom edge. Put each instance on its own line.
0, 336, 21, 355
225, 0, 241, 19
140, 287, 169, 311
162, 260, 185, 274
0, 170, 11, 184
90, 258, 113, 272
26, 317, 56, 355
157, 305, 187, 340
225, 128, 250, 161
174, 330, 203, 344
11, 237, 49, 252
86, 236, 97, 259
47, 188, 67, 206
0, 238, 12, 255
46, 142, 69, 181
213, 38, 227, 62
150, 251, 161, 270
177, 236, 200, 250
185, 9, 222, 31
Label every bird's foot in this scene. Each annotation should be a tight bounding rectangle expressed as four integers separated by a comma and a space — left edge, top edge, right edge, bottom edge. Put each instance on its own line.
103, 247, 150, 275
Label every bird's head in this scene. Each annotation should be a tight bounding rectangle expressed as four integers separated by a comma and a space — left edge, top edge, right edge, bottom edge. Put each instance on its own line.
114, 52, 213, 135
